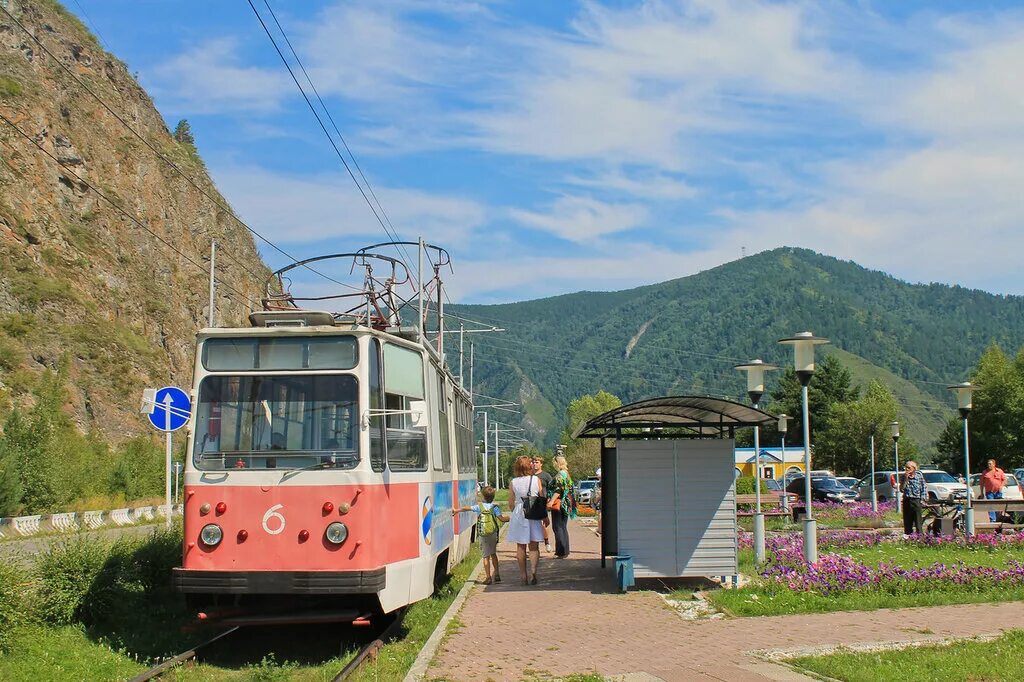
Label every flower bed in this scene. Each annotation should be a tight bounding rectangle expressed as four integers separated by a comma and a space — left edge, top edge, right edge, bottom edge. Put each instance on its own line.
761, 532, 1024, 596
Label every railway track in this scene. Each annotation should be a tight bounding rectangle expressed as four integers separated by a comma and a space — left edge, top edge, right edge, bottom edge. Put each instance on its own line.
128, 610, 407, 682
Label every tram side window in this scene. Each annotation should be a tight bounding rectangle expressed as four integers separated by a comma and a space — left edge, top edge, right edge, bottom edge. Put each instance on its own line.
435, 371, 451, 472
369, 339, 385, 473
383, 343, 427, 471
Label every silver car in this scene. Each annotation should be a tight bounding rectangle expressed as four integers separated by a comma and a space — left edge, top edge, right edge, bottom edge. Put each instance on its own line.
855, 469, 966, 502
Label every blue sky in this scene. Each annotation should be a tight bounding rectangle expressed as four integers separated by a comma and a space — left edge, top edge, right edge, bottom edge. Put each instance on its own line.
67, 0, 1024, 303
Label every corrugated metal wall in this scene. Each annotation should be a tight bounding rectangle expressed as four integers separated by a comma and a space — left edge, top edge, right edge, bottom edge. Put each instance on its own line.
616, 440, 737, 578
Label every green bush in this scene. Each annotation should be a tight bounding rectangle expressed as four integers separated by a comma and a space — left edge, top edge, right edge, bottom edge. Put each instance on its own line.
35, 538, 110, 626
0, 335, 21, 371
0, 77, 21, 98
0, 562, 30, 652
107, 437, 165, 501
735, 477, 770, 495
35, 527, 183, 630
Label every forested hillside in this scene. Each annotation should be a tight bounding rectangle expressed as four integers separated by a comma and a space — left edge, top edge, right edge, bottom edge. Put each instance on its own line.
455, 248, 1024, 452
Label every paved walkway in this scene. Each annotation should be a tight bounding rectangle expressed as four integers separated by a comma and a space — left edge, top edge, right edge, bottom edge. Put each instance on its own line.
429, 519, 1024, 681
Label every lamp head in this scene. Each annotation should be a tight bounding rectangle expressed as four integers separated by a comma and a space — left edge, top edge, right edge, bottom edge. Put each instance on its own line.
777, 414, 789, 433
947, 382, 977, 418
890, 421, 900, 441
734, 359, 777, 406
777, 332, 830, 385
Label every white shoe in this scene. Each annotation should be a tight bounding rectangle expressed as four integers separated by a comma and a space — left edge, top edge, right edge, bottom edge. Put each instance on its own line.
545, 543, 552, 552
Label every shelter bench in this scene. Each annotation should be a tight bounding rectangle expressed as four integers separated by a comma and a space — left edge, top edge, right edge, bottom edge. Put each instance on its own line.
735, 494, 791, 518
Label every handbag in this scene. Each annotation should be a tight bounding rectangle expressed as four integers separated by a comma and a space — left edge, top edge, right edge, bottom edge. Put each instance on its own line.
522, 476, 549, 520
547, 493, 562, 511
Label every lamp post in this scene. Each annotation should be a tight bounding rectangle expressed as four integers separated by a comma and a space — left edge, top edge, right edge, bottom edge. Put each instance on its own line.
778, 331, 830, 563
948, 382, 978, 536
869, 425, 878, 513
890, 421, 901, 512
735, 359, 778, 564
778, 414, 789, 514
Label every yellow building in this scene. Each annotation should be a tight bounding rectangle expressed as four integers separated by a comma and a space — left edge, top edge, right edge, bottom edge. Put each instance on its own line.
734, 447, 806, 481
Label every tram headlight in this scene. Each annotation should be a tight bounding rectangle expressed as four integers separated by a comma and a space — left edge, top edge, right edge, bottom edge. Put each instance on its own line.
200, 523, 223, 547
325, 522, 348, 545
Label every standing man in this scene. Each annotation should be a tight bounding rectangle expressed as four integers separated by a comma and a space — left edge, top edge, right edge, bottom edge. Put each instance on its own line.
531, 455, 553, 552
900, 461, 926, 536
980, 459, 1007, 522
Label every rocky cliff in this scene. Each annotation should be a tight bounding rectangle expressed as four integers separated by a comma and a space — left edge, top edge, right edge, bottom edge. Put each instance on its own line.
0, 0, 270, 439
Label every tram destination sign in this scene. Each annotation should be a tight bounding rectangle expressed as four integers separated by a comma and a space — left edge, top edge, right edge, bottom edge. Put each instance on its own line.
142, 386, 192, 432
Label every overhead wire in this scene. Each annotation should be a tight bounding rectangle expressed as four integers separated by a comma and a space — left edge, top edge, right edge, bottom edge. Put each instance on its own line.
0, 114, 262, 311
258, 0, 417, 273
70, 0, 111, 52
0, 3, 360, 297
245, 0, 416, 278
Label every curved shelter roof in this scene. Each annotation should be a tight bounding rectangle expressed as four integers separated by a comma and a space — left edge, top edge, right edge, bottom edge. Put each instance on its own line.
571, 396, 775, 439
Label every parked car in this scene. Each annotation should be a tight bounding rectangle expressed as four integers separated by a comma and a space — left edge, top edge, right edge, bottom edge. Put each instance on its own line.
855, 469, 967, 503
835, 476, 859, 490
785, 476, 857, 504
576, 478, 599, 505
969, 473, 1024, 501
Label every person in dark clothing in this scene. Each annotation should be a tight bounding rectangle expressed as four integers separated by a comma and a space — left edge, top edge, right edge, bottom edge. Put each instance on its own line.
901, 461, 927, 535
548, 455, 577, 557
532, 456, 554, 552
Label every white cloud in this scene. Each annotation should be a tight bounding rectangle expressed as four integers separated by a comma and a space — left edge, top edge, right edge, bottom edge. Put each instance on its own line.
565, 168, 697, 200
210, 164, 486, 247
463, 0, 854, 164
508, 196, 649, 242
150, 38, 289, 113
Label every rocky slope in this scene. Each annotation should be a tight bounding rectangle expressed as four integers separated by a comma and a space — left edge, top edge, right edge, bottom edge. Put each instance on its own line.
0, 0, 269, 439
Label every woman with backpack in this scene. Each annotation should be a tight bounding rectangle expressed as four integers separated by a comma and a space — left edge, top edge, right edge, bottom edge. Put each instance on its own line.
548, 455, 577, 558
508, 455, 547, 585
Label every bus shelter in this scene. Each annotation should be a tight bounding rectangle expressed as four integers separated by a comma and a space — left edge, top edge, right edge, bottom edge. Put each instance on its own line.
572, 397, 774, 581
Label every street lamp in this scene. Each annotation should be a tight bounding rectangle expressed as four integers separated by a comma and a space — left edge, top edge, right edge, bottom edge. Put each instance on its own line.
890, 421, 901, 512
778, 414, 789, 513
868, 425, 878, 513
735, 359, 778, 564
778, 331, 830, 563
948, 382, 978, 536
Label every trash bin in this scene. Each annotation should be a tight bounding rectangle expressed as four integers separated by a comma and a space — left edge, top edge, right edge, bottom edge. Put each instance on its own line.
614, 555, 634, 593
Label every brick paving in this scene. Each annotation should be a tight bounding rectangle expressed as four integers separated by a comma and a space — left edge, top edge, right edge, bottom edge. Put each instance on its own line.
429, 519, 1024, 681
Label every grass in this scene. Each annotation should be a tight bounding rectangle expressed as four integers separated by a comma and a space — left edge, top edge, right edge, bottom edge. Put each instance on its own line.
0, 535, 481, 681
789, 629, 1024, 682
700, 543, 1024, 617
0, 625, 143, 681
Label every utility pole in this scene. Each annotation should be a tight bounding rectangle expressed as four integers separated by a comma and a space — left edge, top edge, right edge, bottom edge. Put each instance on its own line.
459, 324, 464, 386
469, 342, 475, 395
208, 240, 216, 327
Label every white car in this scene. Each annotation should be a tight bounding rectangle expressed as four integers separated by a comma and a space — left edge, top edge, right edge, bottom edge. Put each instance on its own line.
970, 473, 1023, 501
919, 470, 968, 502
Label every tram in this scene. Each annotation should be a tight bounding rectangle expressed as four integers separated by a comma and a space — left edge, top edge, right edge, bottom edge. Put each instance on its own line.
172, 244, 479, 622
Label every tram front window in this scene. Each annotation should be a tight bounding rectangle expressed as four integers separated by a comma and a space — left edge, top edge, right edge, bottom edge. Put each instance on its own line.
194, 375, 359, 470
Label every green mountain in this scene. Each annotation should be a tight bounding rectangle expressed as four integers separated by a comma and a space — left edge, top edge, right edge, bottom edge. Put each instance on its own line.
453, 248, 1024, 453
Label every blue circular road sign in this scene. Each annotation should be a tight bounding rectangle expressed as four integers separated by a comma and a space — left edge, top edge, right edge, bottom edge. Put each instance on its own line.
148, 386, 191, 432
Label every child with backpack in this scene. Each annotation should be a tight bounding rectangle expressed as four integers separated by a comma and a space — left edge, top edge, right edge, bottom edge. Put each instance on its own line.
454, 486, 508, 584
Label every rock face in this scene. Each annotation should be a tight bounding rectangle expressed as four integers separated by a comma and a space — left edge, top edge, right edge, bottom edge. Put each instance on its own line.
0, 0, 270, 439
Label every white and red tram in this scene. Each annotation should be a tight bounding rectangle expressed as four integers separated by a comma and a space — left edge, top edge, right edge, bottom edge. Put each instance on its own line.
172, 308, 479, 620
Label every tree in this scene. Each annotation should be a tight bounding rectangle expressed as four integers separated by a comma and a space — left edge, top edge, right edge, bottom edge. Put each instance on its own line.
935, 344, 1024, 474
559, 390, 621, 477
756, 354, 859, 448
815, 380, 913, 475
173, 119, 195, 146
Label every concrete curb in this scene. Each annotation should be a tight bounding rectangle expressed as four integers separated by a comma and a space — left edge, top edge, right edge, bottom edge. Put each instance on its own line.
403, 556, 485, 682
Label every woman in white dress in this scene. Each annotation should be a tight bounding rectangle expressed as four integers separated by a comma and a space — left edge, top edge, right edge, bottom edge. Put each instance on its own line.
507, 455, 547, 585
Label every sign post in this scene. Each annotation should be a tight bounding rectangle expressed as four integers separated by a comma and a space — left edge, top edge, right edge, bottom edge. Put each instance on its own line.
142, 387, 191, 529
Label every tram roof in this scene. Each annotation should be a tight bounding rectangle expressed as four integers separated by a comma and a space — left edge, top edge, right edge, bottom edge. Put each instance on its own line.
571, 396, 775, 439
